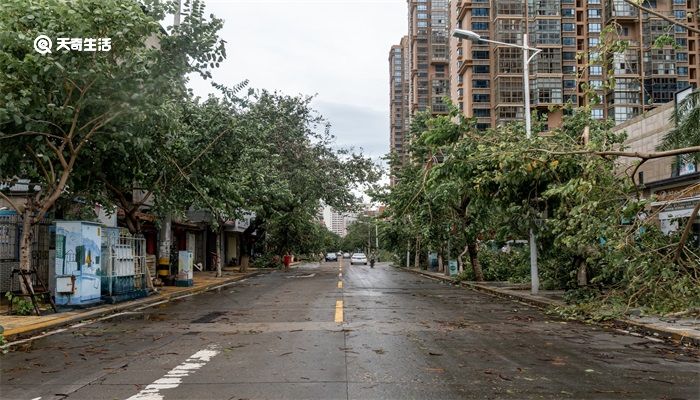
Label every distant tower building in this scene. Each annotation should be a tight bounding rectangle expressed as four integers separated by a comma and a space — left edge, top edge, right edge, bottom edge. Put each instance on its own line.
390, 1, 451, 184
408, 0, 450, 116
389, 36, 409, 185
322, 206, 358, 237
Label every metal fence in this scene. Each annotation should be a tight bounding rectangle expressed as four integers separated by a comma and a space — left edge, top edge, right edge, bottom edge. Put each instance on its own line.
100, 227, 147, 297
0, 214, 52, 293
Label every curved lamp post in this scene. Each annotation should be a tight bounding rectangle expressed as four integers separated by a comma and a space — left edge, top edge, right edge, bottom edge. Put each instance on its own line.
453, 28, 543, 294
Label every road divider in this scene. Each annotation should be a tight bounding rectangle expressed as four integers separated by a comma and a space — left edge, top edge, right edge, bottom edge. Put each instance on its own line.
335, 300, 344, 323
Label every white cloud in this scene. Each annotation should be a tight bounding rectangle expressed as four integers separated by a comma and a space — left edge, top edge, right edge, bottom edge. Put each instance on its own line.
188, 0, 407, 169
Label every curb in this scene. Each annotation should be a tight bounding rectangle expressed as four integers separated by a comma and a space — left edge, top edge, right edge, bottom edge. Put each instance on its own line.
2, 270, 268, 341
397, 266, 700, 347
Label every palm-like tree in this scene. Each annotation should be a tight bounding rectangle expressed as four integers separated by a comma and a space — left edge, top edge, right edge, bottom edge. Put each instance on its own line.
657, 89, 700, 164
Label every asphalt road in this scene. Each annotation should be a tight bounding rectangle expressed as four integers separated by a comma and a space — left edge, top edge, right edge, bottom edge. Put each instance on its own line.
1, 260, 698, 400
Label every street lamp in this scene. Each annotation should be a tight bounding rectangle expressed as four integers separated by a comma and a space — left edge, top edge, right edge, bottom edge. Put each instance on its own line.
453, 28, 543, 294
452, 29, 542, 138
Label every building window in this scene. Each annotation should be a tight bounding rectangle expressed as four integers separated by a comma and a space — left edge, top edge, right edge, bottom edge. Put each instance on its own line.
417, 21, 427, 27
678, 66, 688, 75
589, 38, 600, 47
563, 79, 576, 89
473, 79, 490, 88
589, 80, 603, 89
589, 23, 601, 33
473, 8, 489, 16
474, 64, 490, 74
563, 8, 574, 17
417, 13, 428, 19
417, 4, 427, 10
474, 109, 490, 117
589, 65, 603, 75
563, 51, 576, 61
562, 23, 575, 32
588, 9, 601, 18
562, 37, 575, 46
591, 109, 604, 119
674, 10, 686, 19
535, 78, 563, 104
614, 107, 638, 123
676, 52, 688, 61
563, 65, 576, 74
472, 22, 489, 31
473, 93, 490, 103
536, 19, 562, 45
473, 50, 489, 60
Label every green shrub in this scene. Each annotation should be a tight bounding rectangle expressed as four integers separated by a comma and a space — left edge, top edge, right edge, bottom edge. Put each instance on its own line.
5, 292, 34, 316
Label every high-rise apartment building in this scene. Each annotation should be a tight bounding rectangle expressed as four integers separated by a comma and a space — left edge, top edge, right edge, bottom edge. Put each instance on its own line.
389, 36, 410, 179
450, 0, 699, 129
390, 1, 451, 184
408, 0, 451, 116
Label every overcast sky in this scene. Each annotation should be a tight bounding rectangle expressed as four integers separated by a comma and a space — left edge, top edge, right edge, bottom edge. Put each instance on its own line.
187, 0, 407, 172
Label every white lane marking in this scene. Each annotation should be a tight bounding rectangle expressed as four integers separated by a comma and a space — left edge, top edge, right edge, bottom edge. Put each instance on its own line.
126, 346, 220, 400
339, 272, 342, 278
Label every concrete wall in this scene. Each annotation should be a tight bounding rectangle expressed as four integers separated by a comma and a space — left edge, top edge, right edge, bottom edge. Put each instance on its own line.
614, 101, 676, 184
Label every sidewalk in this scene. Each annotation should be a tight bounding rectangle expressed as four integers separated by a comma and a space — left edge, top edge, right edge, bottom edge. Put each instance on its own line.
0, 268, 271, 341
400, 266, 700, 347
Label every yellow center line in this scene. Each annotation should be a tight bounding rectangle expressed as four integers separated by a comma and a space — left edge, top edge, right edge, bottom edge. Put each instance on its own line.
334, 300, 344, 323
337, 281, 343, 289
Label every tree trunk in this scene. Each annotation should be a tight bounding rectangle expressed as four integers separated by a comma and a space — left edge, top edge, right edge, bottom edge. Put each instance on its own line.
414, 237, 420, 269
576, 256, 588, 286
216, 228, 223, 277
437, 253, 444, 273
19, 206, 35, 294
458, 242, 468, 273
239, 254, 249, 273
467, 241, 484, 281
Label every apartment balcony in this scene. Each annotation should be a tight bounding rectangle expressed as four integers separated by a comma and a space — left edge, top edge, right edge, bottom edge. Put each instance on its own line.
458, 58, 472, 75
607, 1, 639, 19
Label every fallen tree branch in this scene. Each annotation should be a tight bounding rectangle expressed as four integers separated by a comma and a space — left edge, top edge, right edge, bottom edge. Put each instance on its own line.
674, 201, 700, 263
532, 146, 700, 160
621, 0, 700, 35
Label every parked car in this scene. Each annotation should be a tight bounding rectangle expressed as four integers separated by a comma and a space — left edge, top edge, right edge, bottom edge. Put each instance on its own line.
343, 252, 350, 258
350, 253, 367, 265
325, 252, 338, 261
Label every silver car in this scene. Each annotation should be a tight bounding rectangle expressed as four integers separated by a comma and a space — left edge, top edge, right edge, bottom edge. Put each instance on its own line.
350, 253, 367, 265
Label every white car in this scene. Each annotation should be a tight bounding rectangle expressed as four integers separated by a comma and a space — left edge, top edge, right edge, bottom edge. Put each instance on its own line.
350, 253, 367, 265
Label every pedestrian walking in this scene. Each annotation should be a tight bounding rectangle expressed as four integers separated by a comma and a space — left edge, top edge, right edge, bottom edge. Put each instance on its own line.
283, 251, 292, 272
